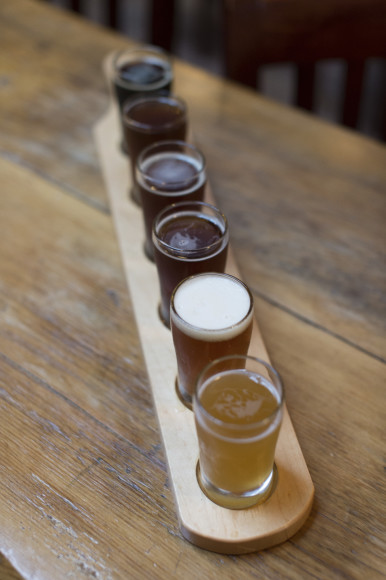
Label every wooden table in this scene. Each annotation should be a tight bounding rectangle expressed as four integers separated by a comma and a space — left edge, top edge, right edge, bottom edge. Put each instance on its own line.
1, 1, 385, 578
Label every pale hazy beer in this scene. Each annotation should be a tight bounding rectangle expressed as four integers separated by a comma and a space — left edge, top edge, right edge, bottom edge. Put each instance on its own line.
194, 355, 284, 509
170, 273, 253, 408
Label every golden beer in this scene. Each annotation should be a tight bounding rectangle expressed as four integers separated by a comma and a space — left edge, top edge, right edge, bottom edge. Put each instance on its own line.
194, 356, 284, 509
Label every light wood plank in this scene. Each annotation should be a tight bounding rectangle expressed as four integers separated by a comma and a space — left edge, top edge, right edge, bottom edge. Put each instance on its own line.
93, 75, 314, 552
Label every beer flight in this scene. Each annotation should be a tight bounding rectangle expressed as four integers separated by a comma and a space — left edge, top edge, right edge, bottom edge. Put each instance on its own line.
111, 46, 284, 509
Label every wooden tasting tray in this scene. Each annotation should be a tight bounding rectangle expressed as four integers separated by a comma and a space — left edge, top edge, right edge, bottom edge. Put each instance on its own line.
93, 54, 314, 554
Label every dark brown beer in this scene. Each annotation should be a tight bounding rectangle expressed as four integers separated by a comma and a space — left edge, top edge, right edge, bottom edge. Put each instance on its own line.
136, 142, 206, 260
114, 60, 172, 110
112, 47, 173, 154
153, 203, 229, 326
123, 96, 187, 203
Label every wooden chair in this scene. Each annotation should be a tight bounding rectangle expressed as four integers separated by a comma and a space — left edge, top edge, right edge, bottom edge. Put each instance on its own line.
42, 0, 385, 138
150, 0, 176, 52
45, 1, 173, 51
221, 0, 386, 134
43, 0, 118, 29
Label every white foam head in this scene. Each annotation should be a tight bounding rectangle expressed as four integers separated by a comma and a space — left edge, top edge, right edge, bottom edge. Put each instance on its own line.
171, 273, 253, 341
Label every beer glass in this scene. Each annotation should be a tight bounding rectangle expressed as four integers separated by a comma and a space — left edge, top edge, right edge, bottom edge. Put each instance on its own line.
170, 273, 253, 409
153, 202, 229, 328
123, 95, 187, 204
194, 354, 284, 509
112, 46, 173, 152
136, 140, 207, 260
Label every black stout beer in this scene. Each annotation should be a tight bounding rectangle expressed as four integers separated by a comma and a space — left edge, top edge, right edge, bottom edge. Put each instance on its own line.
136, 141, 206, 260
152, 201, 229, 327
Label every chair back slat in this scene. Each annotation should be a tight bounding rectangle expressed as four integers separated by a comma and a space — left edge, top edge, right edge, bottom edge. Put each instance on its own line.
343, 60, 366, 128
297, 64, 316, 112
222, 0, 386, 138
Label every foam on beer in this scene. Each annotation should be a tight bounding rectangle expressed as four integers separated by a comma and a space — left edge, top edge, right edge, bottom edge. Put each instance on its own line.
171, 273, 252, 341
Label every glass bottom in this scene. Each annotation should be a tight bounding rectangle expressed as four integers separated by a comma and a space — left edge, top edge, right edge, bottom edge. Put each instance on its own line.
129, 184, 141, 206
143, 240, 154, 262
196, 461, 278, 510
158, 303, 170, 329
120, 138, 128, 155
175, 378, 193, 410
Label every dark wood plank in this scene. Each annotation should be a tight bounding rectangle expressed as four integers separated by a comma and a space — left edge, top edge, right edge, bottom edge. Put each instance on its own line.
343, 59, 366, 128
297, 63, 315, 110
0, 554, 25, 580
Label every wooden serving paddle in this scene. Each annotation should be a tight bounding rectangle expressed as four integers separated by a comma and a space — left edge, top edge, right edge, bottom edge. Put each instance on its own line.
92, 53, 314, 553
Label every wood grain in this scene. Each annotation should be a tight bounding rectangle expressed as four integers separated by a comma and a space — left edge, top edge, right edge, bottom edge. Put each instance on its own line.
172, 64, 386, 363
93, 94, 314, 553
0, 554, 24, 580
0, 157, 171, 578
1, 1, 385, 578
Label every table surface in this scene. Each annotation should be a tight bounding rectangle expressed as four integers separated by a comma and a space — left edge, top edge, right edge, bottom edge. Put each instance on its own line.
1, 1, 385, 579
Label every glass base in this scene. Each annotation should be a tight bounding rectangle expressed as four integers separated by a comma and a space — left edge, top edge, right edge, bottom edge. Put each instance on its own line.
120, 138, 128, 155
175, 378, 193, 410
143, 240, 154, 262
129, 184, 141, 206
158, 303, 170, 329
196, 461, 278, 510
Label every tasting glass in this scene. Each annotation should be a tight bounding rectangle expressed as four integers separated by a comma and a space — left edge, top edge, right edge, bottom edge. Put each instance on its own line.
112, 46, 173, 152
123, 95, 187, 205
136, 140, 206, 261
153, 202, 229, 329
194, 355, 284, 509
170, 273, 253, 409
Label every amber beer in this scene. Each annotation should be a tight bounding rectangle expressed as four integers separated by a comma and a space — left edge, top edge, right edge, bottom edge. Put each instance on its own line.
170, 273, 254, 408
194, 355, 284, 509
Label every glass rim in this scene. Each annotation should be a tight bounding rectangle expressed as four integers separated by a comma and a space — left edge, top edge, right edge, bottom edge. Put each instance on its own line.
194, 354, 284, 430
113, 45, 172, 80
137, 140, 206, 190
122, 94, 187, 131
153, 201, 228, 258
170, 272, 253, 333
113, 44, 169, 62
